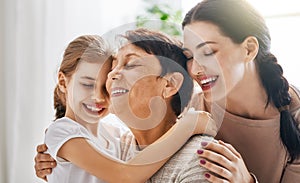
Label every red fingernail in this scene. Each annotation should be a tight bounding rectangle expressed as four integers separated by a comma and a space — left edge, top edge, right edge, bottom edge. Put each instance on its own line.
200, 159, 206, 165
197, 149, 203, 154
205, 173, 210, 178
201, 141, 208, 147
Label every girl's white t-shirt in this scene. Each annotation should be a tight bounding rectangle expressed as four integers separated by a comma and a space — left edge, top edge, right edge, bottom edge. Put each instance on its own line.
44, 114, 129, 183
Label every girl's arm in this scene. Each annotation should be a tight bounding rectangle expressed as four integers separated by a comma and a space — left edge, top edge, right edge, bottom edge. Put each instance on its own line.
128, 109, 216, 165
58, 110, 216, 182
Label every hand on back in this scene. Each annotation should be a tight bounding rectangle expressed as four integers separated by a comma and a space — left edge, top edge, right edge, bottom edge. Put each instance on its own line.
34, 144, 56, 181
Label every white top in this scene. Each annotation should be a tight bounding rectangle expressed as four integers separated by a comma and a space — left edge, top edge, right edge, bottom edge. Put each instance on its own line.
44, 115, 129, 183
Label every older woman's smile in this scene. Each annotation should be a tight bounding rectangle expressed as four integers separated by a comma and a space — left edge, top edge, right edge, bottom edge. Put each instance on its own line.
110, 87, 129, 97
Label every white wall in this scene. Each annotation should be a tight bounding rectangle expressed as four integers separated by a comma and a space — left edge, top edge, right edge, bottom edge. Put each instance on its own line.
0, 1, 299, 183
0, 0, 6, 182
0, 0, 142, 183
267, 16, 300, 88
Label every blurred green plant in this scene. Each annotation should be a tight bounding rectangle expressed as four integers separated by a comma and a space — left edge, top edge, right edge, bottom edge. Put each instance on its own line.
136, 2, 183, 37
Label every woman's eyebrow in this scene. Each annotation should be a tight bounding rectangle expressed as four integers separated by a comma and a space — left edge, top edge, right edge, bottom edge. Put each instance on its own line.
196, 41, 217, 49
125, 53, 141, 58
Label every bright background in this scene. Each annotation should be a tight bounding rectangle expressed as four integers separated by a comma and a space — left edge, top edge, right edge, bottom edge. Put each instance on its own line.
0, 0, 299, 182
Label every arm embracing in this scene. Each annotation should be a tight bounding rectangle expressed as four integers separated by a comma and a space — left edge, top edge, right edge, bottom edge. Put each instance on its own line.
129, 109, 216, 165
58, 110, 216, 182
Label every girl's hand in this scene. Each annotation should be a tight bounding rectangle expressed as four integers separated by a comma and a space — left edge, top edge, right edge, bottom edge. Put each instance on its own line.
179, 108, 217, 137
197, 140, 256, 183
34, 144, 56, 181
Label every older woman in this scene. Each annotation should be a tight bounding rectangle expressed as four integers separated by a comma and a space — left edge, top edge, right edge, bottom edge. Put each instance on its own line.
107, 28, 214, 182
35, 29, 216, 182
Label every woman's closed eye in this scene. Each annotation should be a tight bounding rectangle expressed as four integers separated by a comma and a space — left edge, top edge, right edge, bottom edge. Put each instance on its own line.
196, 48, 217, 58
203, 50, 217, 56
124, 59, 142, 69
124, 63, 141, 69
203, 47, 217, 56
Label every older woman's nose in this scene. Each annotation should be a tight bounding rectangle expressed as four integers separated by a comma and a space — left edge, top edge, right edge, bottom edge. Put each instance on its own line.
108, 68, 122, 81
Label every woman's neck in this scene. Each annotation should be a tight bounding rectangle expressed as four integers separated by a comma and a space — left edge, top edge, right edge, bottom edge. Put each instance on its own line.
223, 64, 279, 119
130, 112, 177, 149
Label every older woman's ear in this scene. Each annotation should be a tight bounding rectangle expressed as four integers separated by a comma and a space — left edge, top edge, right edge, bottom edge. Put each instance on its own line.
163, 72, 184, 98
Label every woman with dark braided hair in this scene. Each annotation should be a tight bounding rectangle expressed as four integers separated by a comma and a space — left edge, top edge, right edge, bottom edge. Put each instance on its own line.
182, 0, 300, 182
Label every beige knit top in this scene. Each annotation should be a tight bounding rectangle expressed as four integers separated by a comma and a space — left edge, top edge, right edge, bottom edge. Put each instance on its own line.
190, 86, 300, 183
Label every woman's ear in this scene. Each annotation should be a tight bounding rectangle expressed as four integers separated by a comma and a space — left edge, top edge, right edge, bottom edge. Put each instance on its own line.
163, 72, 184, 98
243, 36, 259, 62
58, 72, 67, 93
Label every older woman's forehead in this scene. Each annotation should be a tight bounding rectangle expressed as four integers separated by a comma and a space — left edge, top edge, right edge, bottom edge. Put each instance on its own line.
114, 44, 148, 59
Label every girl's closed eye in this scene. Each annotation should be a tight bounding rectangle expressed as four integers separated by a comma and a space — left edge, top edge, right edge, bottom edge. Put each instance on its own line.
80, 83, 95, 89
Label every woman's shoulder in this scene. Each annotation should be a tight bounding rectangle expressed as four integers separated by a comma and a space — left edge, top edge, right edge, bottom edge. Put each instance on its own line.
189, 90, 206, 111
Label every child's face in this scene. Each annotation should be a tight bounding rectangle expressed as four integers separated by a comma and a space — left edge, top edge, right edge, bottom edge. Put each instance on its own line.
65, 60, 110, 124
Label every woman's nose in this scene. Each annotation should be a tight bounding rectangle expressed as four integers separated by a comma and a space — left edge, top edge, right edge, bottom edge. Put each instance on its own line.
191, 59, 206, 75
108, 68, 121, 81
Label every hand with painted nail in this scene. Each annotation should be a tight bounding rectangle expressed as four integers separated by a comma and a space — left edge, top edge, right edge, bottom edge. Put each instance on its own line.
34, 144, 56, 182
197, 140, 255, 183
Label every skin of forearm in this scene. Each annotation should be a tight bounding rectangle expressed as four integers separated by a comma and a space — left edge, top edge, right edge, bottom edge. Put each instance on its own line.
58, 138, 168, 182
128, 116, 196, 165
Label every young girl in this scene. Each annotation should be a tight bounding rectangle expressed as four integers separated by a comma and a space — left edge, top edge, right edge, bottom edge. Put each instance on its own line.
43, 34, 216, 183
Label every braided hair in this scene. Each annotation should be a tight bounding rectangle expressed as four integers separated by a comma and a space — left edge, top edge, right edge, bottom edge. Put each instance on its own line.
182, 0, 300, 161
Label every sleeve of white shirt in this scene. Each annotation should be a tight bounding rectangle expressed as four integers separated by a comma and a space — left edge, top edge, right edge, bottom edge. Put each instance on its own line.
100, 114, 130, 138
44, 117, 91, 162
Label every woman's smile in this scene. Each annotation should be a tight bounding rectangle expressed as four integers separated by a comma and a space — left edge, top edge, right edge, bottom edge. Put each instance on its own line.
196, 75, 219, 91
110, 87, 129, 97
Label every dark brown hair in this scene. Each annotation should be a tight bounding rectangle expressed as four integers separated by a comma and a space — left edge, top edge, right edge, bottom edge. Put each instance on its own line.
121, 28, 194, 116
182, 0, 300, 161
